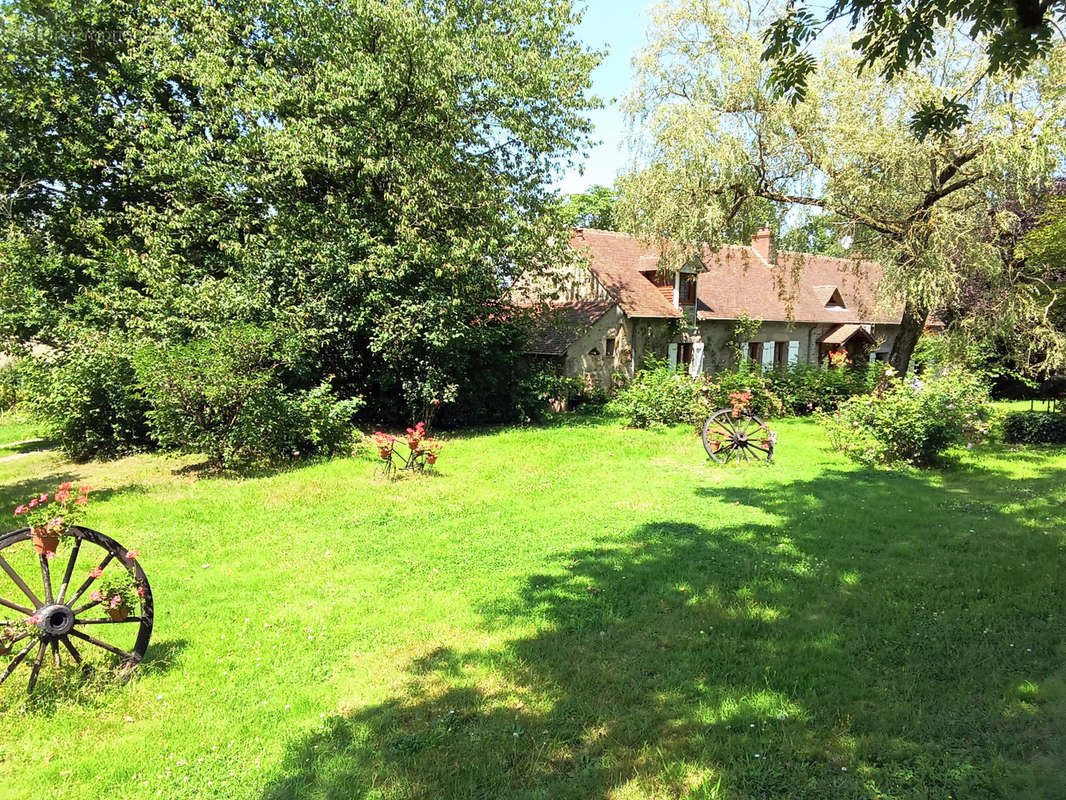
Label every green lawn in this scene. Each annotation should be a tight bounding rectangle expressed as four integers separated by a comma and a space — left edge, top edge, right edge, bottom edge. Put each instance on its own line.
1, 413, 1064, 799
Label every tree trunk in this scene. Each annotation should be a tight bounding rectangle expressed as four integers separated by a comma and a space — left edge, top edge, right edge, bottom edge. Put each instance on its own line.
888, 298, 929, 375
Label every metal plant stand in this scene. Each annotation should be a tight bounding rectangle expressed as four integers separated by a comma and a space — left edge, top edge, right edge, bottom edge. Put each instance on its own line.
0, 526, 153, 693
702, 409, 775, 464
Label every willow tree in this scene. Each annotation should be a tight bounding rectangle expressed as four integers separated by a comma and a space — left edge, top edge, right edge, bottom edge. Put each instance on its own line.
619, 0, 1066, 375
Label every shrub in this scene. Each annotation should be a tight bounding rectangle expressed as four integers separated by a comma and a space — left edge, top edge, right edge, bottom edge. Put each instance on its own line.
513, 367, 585, 422
703, 367, 783, 419
605, 361, 711, 427
767, 363, 878, 415
1003, 411, 1066, 444
0, 359, 21, 411
135, 326, 361, 469
825, 370, 994, 466
22, 336, 153, 461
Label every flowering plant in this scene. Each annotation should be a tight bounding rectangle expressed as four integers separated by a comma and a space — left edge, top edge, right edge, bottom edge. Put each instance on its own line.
727, 391, 753, 417
373, 432, 396, 460
405, 422, 427, 453
826, 348, 852, 368
13, 482, 92, 535
0, 616, 42, 653
91, 564, 143, 619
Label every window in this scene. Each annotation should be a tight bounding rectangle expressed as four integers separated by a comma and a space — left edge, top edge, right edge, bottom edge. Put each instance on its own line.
677, 342, 693, 368
774, 341, 788, 368
747, 342, 763, 362
679, 274, 697, 304
605, 337, 616, 357
874, 351, 887, 362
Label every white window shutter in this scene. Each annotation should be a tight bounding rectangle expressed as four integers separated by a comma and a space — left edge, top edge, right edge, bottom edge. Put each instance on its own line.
668, 343, 678, 370
761, 343, 774, 370
672, 273, 680, 307
787, 340, 800, 365
690, 342, 704, 376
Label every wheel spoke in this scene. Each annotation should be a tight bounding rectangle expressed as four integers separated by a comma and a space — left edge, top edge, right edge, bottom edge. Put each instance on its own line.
0, 639, 36, 686
75, 616, 142, 625
61, 635, 83, 665
39, 553, 54, 605
56, 536, 82, 605
66, 553, 113, 609
72, 599, 99, 616
26, 639, 46, 693
0, 554, 42, 608
0, 596, 32, 615
51, 639, 60, 668
69, 629, 134, 661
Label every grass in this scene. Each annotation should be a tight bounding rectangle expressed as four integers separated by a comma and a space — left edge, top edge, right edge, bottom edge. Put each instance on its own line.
0, 411, 1064, 799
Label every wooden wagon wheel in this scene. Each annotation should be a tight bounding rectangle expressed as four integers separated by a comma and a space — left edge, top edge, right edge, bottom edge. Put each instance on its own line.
0, 526, 153, 693
701, 409, 775, 464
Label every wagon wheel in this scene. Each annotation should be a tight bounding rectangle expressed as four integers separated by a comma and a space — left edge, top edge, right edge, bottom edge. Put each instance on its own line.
0, 526, 153, 693
702, 409, 774, 464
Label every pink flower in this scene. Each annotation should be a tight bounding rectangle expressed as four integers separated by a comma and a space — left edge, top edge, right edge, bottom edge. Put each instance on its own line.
137, 585, 146, 598
39, 494, 48, 503
28, 498, 38, 509
90, 591, 102, 602
110, 595, 121, 607
55, 490, 70, 503
125, 549, 140, 560
74, 496, 88, 506
59, 482, 73, 491
46, 550, 56, 561
26, 614, 40, 625
13, 505, 25, 515
89, 567, 104, 578
79, 486, 92, 495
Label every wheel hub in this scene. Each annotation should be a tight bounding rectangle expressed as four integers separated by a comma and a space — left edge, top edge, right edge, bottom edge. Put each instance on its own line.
36, 604, 75, 637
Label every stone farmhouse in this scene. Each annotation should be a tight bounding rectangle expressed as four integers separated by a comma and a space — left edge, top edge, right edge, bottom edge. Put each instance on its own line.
525, 228, 924, 386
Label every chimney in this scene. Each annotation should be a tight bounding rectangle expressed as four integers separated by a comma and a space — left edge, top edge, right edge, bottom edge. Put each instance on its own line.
751, 226, 774, 263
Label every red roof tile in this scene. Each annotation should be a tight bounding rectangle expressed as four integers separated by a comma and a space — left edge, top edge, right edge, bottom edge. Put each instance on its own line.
525, 301, 615, 355
570, 230, 683, 319
569, 229, 904, 325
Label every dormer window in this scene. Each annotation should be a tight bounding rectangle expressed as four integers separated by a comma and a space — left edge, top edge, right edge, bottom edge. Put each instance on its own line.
825, 288, 846, 310
679, 274, 697, 305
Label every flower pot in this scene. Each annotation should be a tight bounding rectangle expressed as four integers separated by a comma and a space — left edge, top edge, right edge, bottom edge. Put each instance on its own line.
0, 639, 12, 656
30, 527, 59, 556
426, 454, 437, 464
378, 448, 391, 460
108, 603, 130, 622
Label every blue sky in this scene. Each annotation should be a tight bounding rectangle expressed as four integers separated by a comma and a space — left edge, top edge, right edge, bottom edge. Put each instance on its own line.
555, 0, 657, 195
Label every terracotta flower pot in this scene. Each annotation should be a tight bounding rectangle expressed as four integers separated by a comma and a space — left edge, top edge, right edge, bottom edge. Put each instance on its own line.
30, 527, 59, 556
378, 448, 391, 459
426, 454, 437, 464
0, 639, 12, 656
108, 603, 130, 622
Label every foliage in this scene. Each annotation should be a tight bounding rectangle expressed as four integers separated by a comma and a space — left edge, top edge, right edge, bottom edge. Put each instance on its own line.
1003, 411, 1066, 444
0, 359, 22, 411
620, 0, 1066, 375
298, 382, 365, 458
560, 184, 618, 230
91, 566, 142, 615
777, 213, 849, 256
766, 363, 878, 415
133, 326, 343, 469
21, 336, 153, 461
761, 0, 1066, 136
606, 360, 782, 428
513, 368, 586, 422
825, 370, 995, 466
0, 0, 599, 431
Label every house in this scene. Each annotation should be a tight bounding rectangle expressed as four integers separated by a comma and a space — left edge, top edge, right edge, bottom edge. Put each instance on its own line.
525, 227, 918, 385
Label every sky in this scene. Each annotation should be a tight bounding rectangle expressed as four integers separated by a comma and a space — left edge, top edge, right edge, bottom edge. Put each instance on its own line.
555, 0, 657, 196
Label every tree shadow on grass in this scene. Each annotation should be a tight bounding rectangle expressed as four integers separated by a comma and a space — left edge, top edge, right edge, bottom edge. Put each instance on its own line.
262, 462, 1066, 800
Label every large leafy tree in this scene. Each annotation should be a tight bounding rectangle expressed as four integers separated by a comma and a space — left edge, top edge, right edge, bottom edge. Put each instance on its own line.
762, 0, 1066, 135
619, 0, 1066, 375
0, 0, 598, 420
561, 183, 619, 230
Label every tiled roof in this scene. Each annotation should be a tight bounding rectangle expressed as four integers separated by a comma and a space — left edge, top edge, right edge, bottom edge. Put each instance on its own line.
820, 323, 875, 346
570, 230, 683, 319
525, 301, 615, 356
570, 229, 905, 325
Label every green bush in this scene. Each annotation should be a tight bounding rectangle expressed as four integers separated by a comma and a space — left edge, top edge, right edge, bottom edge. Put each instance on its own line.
703, 366, 784, 419
824, 371, 994, 466
767, 363, 878, 415
135, 326, 362, 469
605, 361, 709, 427
22, 337, 153, 461
1003, 411, 1066, 444
513, 367, 586, 422
0, 359, 21, 411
